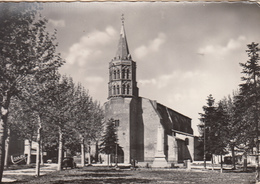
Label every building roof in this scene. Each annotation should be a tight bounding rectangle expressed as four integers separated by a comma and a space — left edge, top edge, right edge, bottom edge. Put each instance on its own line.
156, 102, 193, 135
115, 22, 131, 60
140, 97, 193, 135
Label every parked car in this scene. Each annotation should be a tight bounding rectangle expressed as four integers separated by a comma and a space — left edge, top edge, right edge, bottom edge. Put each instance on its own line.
47, 157, 57, 164
62, 157, 76, 169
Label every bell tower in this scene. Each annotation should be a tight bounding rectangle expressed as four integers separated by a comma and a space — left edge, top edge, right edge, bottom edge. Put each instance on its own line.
108, 15, 139, 99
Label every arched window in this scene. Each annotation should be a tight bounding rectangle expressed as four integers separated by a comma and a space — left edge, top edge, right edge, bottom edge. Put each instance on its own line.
126, 69, 129, 79
113, 85, 116, 95
117, 69, 120, 79
122, 84, 125, 94
117, 85, 120, 94
122, 69, 125, 79
127, 84, 130, 94
114, 70, 116, 79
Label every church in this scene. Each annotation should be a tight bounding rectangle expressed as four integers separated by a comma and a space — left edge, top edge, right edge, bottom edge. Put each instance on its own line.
104, 19, 195, 167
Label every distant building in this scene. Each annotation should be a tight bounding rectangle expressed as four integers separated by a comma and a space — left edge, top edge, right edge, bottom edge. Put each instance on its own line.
104, 19, 195, 167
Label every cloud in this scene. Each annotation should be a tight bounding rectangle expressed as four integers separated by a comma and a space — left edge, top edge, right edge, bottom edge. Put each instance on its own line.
65, 26, 117, 66
138, 79, 157, 85
139, 70, 203, 89
134, 33, 166, 59
85, 76, 104, 83
198, 35, 246, 55
196, 36, 247, 91
48, 19, 65, 27
84, 76, 105, 98
138, 36, 248, 137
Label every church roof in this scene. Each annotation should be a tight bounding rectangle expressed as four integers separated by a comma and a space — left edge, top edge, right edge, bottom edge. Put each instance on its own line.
115, 22, 131, 60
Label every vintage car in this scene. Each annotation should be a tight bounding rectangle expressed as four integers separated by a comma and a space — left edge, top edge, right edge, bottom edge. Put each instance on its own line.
62, 157, 76, 169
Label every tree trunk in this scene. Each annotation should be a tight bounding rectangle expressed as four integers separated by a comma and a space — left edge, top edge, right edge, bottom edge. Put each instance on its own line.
26, 140, 32, 165
211, 155, 214, 170
220, 154, 223, 173
35, 115, 42, 177
40, 142, 44, 165
0, 118, 6, 183
231, 145, 236, 170
95, 141, 99, 163
110, 154, 112, 167
57, 126, 63, 171
0, 92, 11, 183
81, 136, 85, 167
0, 97, 10, 183
243, 151, 247, 172
4, 128, 10, 169
88, 144, 91, 165
107, 154, 109, 166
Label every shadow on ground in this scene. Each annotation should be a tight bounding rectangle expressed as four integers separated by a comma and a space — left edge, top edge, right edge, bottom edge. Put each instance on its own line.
64, 173, 131, 178
6, 166, 255, 184
52, 178, 152, 184
223, 166, 255, 173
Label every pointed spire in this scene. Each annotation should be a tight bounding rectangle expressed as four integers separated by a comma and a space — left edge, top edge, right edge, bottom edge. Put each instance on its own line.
115, 14, 131, 60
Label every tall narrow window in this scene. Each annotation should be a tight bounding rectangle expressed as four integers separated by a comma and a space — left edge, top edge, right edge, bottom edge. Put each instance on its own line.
114, 70, 116, 79
122, 69, 125, 79
127, 84, 130, 94
113, 85, 116, 95
117, 85, 120, 94
122, 84, 125, 94
126, 69, 129, 79
117, 69, 120, 79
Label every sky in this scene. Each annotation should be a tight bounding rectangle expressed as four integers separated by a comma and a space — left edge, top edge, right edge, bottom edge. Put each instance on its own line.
35, 2, 260, 135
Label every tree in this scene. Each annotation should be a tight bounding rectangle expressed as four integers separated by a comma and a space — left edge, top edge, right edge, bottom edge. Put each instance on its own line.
214, 100, 230, 172
219, 94, 240, 170
199, 95, 231, 171
239, 42, 260, 180
70, 84, 92, 167
47, 75, 75, 171
198, 94, 217, 168
221, 42, 260, 172
41, 120, 59, 161
90, 101, 104, 163
70, 84, 104, 167
99, 119, 120, 166
19, 72, 61, 176
0, 4, 64, 181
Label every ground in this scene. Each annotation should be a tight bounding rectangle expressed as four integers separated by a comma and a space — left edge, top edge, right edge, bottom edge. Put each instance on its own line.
2, 165, 255, 184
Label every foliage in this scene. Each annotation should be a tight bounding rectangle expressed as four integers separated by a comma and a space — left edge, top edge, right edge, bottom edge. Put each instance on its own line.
198, 94, 216, 156
90, 101, 104, 141
198, 42, 260, 157
0, 3, 64, 180
198, 94, 230, 159
47, 75, 75, 128
7, 97, 37, 142
212, 100, 229, 155
99, 119, 120, 155
237, 42, 260, 151
70, 84, 93, 142
46, 75, 76, 170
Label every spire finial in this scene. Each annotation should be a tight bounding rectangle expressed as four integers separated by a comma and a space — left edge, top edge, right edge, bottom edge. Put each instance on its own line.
121, 14, 125, 25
